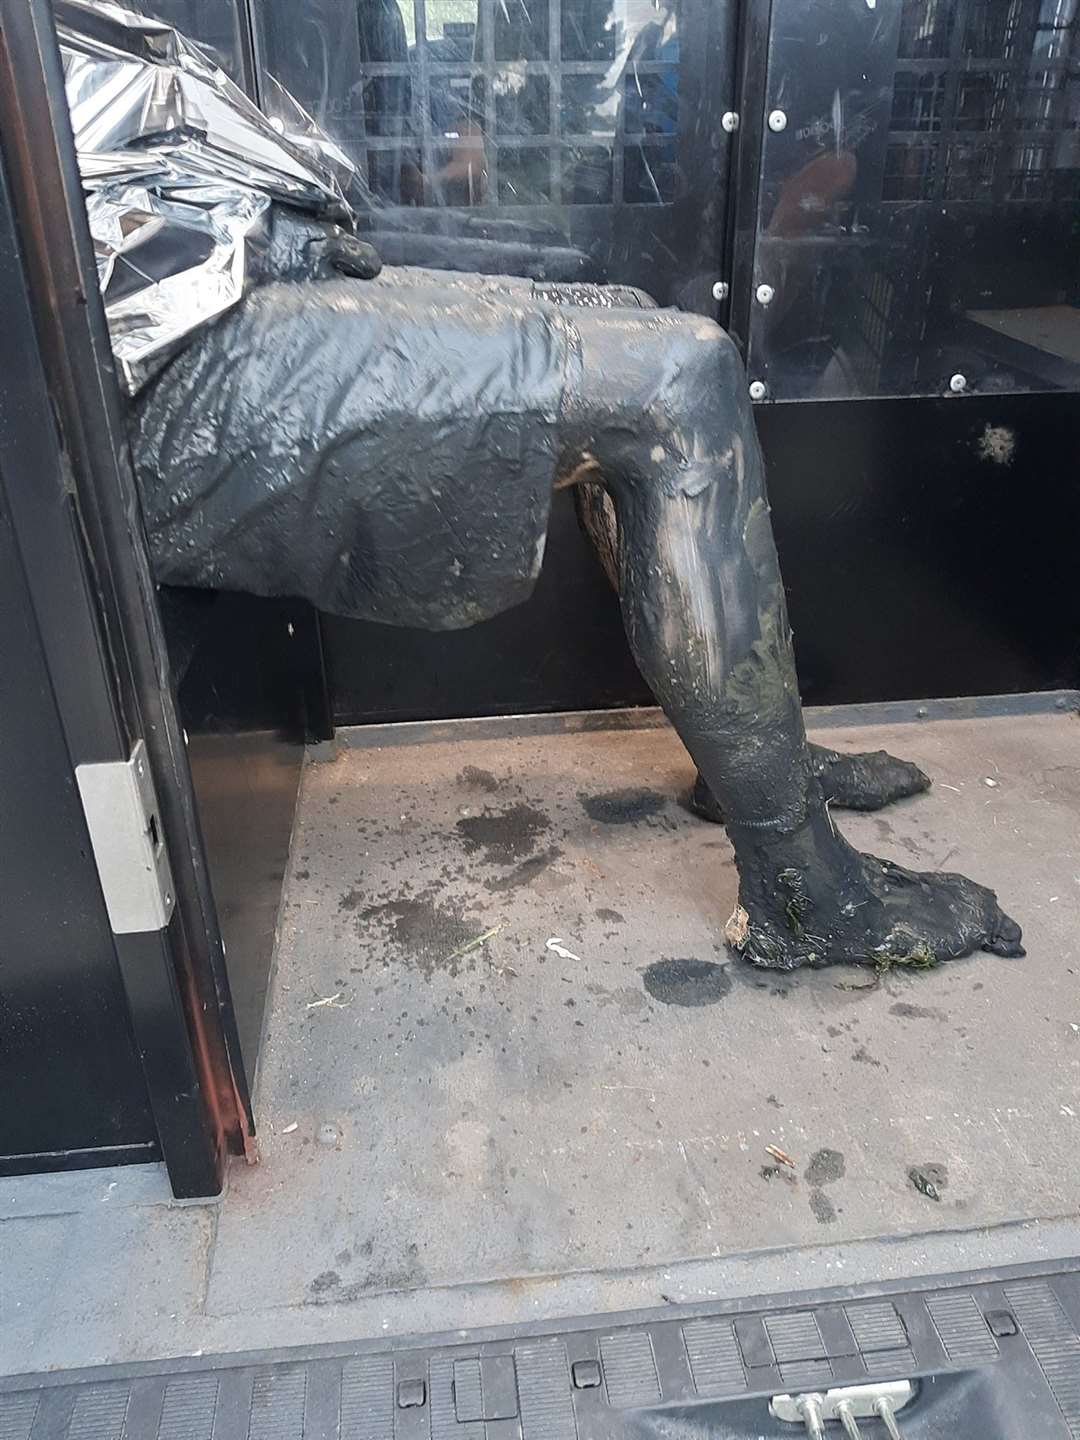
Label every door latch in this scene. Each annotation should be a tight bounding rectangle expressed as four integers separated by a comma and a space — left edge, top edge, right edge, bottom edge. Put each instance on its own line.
771, 1381, 915, 1438
76, 739, 175, 934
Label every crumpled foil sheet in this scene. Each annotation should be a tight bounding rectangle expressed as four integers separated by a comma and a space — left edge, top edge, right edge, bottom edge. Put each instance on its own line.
56, 0, 359, 392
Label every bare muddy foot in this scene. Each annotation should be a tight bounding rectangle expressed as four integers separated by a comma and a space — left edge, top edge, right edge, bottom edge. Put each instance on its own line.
725, 805, 1023, 970
692, 743, 931, 823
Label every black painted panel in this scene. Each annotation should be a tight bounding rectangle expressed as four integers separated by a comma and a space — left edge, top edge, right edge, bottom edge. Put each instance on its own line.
760, 391, 1080, 705
0, 493, 156, 1164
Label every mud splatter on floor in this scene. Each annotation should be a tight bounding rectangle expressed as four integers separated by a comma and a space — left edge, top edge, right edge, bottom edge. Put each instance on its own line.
642, 958, 733, 1007
455, 802, 551, 861
580, 788, 669, 825
484, 848, 563, 893
355, 892, 483, 977
458, 765, 501, 793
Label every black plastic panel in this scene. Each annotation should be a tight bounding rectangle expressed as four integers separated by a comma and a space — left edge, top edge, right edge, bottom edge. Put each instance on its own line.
161, 589, 328, 1084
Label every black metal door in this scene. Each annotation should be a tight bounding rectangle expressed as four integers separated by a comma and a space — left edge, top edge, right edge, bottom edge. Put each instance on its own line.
0, 490, 160, 1169
0, 0, 253, 1196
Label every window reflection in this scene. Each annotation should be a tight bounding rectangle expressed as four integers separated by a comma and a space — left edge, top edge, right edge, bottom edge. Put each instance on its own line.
753, 0, 1080, 399
251, 0, 732, 307
125, 0, 245, 80
887, 0, 1079, 204
256, 0, 687, 210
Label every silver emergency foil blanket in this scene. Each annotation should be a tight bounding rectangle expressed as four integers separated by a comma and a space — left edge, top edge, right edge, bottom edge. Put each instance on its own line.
56, 0, 360, 391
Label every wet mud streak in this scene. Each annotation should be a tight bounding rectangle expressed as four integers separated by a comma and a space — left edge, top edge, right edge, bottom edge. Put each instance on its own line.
804, 1148, 846, 1186
804, 1147, 845, 1225
355, 893, 479, 976
890, 1002, 945, 1021
458, 765, 500, 793
809, 1190, 837, 1224
455, 803, 551, 862
643, 958, 733, 1007
580, 788, 669, 825
485, 848, 563, 892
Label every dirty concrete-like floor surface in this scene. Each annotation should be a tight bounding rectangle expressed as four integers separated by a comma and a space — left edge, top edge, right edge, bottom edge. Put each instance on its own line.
4, 708, 1080, 1373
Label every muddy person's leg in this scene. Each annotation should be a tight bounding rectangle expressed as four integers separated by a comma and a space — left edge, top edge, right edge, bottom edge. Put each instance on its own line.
560, 308, 1022, 968
689, 745, 932, 824
569, 428, 931, 822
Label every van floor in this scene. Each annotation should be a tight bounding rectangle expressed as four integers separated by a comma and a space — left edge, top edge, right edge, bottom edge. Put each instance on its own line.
4, 705, 1080, 1374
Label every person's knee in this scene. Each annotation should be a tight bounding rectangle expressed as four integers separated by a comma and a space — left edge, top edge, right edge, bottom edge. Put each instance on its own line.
615, 314, 749, 500
651, 314, 746, 433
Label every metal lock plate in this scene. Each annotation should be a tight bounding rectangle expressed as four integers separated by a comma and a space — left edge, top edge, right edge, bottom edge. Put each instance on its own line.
76, 739, 175, 934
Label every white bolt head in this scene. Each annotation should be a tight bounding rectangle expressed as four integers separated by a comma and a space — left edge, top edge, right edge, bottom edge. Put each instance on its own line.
749, 380, 768, 401
949, 372, 967, 393
768, 109, 788, 132
721, 110, 740, 133
755, 283, 775, 306
711, 280, 730, 302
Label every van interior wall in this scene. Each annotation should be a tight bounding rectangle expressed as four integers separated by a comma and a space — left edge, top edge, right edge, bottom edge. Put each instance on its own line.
165, 593, 329, 1081
323, 389, 1080, 725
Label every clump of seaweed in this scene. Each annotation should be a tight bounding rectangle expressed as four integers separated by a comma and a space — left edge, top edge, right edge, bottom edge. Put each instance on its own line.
869, 939, 938, 976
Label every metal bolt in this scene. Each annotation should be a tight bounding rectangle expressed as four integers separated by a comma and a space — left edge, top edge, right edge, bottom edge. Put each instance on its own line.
837, 1402, 865, 1440
711, 280, 730, 302
797, 1395, 826, 1440
949, 372, 967, 393
915, 705, 929, 718
749, 380, 768, 401
721, 110, 740, 132
768, 108, 788, 132
755, 283, 775, 306
874, 1398, 904, 1440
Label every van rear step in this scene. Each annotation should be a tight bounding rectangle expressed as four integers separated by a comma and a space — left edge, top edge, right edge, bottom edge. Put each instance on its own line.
3, 1260, 1078, 1438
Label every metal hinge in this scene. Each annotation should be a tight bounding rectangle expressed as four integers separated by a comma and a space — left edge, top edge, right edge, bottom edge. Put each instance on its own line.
76, 739, 176, 934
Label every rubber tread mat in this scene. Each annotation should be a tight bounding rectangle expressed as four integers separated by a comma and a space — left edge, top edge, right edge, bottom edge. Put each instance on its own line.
3, 1262, 1080, 1437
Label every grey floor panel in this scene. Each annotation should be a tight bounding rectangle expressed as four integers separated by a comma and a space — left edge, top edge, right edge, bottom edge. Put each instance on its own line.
3, 708, 1080, 1377
214, 709, 1080, 1313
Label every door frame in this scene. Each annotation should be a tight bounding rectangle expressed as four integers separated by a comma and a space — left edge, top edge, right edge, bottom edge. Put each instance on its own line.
0, 0, 253, 1196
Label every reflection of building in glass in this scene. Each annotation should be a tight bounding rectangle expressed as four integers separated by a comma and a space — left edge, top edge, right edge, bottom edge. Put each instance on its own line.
885, 0, 1080, 203
253, 0, 730, 305
752, 0, 1079, 401
125, 0, 244, 78
340, 0, 684, 207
